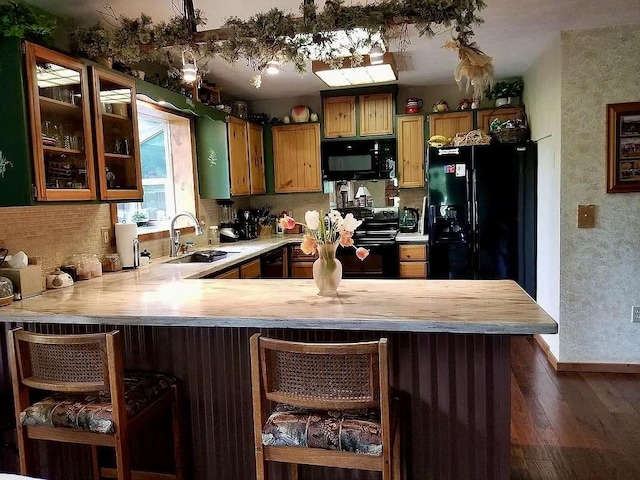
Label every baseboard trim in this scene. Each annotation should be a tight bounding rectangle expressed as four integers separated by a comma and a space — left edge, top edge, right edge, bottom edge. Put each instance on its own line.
533, 335, 640, 373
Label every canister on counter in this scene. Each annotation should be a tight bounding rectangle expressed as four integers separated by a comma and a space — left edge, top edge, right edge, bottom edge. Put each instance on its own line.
102, 253, 122, 272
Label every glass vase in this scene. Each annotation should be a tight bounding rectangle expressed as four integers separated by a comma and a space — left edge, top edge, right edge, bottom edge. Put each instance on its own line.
312, 243, 342, 296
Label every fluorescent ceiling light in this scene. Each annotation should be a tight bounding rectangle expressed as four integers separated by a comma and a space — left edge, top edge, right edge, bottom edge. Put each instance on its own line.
312, 53, 397, 87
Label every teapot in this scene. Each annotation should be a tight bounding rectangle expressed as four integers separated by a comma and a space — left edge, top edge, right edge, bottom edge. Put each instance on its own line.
405, 97, 423, 114
46, 269, 74, 289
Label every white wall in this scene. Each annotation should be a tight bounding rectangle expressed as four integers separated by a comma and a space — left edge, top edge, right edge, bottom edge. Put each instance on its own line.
523, 35, 562, 359
559, 25, 640, 363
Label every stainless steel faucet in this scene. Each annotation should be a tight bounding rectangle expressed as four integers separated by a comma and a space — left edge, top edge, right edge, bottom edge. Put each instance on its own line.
169, 212, 204, 257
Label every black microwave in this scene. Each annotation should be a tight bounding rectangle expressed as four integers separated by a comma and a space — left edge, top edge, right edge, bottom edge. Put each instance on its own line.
321, 139, 396, 181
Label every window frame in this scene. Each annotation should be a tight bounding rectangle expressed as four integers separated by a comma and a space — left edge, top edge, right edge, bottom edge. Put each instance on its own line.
109, 101, 200, 242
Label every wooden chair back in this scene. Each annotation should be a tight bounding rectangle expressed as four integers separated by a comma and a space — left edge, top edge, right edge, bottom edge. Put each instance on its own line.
10, 329, 117, 393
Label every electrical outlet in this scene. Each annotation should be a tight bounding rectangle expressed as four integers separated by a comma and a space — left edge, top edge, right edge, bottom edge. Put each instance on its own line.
101, 227, 111, 246
633, 306, 640, 323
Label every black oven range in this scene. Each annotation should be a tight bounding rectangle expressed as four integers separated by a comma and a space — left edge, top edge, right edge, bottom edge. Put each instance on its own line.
336, 207, 399, 278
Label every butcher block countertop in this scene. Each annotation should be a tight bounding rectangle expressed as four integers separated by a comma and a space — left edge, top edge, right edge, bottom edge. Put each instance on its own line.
0, 236, 557, 335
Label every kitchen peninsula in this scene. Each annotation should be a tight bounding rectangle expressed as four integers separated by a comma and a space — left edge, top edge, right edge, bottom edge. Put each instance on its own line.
0, 242, 557, 480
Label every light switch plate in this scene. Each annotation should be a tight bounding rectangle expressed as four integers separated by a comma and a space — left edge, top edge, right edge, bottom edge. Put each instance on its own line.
577, 204, 595, 228
101, 227, 111, 246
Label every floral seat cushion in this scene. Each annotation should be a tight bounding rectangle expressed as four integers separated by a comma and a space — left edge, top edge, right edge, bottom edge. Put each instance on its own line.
262, 404, 383, 456
20, 371, 177, 434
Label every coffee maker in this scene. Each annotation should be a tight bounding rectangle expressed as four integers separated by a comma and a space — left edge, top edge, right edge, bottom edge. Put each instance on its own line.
236, 209, 258, 240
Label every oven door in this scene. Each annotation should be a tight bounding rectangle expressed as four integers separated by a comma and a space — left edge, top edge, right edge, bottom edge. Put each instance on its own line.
336, 242, 398, 278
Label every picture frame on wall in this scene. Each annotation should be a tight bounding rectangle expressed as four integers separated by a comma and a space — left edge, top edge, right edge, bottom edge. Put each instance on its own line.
607, 102, 640, 193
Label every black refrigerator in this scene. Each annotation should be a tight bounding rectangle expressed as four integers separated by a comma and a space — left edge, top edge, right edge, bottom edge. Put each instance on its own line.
426, 143, 537, 298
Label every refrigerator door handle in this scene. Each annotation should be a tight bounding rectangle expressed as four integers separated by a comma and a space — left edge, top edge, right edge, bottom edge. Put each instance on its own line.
428, 205, 437, 246
472, 169, 478, 230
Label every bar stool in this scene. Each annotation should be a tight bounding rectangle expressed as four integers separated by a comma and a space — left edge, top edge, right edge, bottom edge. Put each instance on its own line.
7, 328, 184, 480
250, 334, 401, 479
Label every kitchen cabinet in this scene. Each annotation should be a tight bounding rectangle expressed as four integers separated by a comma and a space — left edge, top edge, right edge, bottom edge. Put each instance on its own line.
289, 245, 316, 278
0, 39, 96, 205
228, 116, 250, 195
0, 39, 144, 205
240, 258, 261, 279
91, 67, 142, 200
428, 111, 473, 140
359, 93, 394, 136
272, 123, 321, 193
475, 106, 522, 134
248, 122, 266, 194
213, 267, 240, 279
228, 117, 265, 196
398, 244, 428, 278
322, 88, 395, 139
396, 115, 425, 188
322, 96, 356, 138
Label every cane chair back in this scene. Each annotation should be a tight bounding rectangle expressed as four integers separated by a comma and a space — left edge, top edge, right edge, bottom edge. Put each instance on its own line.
251, 334, 400, 480
13, 330, 110, 393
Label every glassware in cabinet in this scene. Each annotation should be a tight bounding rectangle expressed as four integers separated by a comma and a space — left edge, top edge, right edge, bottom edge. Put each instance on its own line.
25, 42, 96, 201
91, 67, 142, 201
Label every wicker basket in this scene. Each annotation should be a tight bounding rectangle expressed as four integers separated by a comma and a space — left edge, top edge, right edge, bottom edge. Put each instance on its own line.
489, 105, 530, 143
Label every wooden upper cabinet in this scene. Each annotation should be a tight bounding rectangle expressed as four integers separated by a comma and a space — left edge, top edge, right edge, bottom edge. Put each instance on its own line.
359, 93, 394, 136
397, 115, 425, 188
228, 116, 250, 196
248, 122, 266, 195
272, 123, 321, 193
428, 111, 473, 140
323, 96, 356, 138
476, 107, 522, 134
91, 67, 142, 201
25, 42, 96, 201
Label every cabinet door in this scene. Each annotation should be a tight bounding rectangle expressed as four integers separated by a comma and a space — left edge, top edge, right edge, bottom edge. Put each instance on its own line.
273, 123, 321, 193
214, 267, 240, 279
228, 117, 250, 196
25, 42, 96, 201
397, 115, 425, 188
360, 93, 394, 136
428, 111, 473, 140
248, 122, 266, 194
476, 107, 521, 134
323, 96, 356, 138
291, 262, 314, 278
91, 67, 142, 201
240, 258, 261, 279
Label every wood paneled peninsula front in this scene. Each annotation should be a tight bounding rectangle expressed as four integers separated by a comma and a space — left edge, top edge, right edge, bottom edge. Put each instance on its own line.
0, 237, 557, 480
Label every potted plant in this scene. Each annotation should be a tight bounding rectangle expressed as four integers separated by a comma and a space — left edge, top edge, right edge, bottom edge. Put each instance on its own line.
0, 1, 56, 43
130, 210, 149, 227
486, 80, 524, 107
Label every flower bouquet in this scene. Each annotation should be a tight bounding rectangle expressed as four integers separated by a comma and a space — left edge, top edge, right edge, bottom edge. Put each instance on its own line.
280, 210, 369, 296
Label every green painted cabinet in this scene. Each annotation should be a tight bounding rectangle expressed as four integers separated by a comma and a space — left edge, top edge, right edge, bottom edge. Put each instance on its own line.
0, 38, 34, 205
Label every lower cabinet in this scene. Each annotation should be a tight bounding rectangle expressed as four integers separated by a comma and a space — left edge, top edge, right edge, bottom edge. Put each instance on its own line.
211, 258, 261, 279
398, 244, 428, 278
289, 246, 316, 278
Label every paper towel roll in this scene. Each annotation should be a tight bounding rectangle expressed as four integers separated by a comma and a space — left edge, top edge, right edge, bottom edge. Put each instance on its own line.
115, 223, 139, 268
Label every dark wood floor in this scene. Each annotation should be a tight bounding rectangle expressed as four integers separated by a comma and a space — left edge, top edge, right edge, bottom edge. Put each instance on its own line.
2, 336, 640, 479
510, 336, 640, 480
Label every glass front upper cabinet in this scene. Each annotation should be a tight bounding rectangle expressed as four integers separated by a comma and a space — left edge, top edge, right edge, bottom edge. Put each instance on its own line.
91, 67, 142, 201
25, 42, 96, 201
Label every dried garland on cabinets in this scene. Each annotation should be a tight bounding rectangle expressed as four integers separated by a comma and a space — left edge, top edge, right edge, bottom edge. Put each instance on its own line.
68, 0, 494, 97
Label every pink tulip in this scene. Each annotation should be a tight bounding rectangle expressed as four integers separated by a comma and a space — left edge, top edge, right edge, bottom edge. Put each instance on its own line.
279, 215, 296, 230
300, 235, 318, 255
356, 247, 370, 260
339, 231, 354, 247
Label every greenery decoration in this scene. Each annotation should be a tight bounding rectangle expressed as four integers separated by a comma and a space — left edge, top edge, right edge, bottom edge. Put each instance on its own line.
486, 79, 524, 100
0, 1, 56, 43
66, 0, 493, 96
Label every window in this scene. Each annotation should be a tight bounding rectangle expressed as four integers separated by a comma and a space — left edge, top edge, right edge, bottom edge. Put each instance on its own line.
117, 102, 197, 235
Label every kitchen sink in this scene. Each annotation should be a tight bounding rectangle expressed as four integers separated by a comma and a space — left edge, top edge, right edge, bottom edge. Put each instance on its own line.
166, 250, 229, 264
